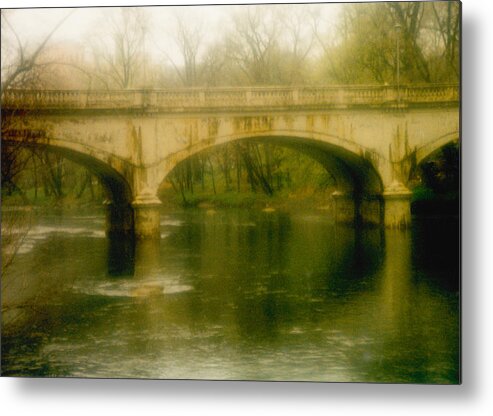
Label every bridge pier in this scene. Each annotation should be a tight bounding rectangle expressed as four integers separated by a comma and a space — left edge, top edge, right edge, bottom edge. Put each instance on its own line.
105, 201, 134, 238
132, 192, 162, 239
331, 191, 355, 224
383, 182, 412, 229
332, 192, 384, 227
359, 195, 384, 226
332, 187, 411, 228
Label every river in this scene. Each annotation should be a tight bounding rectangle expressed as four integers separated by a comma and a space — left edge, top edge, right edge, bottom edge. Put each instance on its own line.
1, 207, 460, 383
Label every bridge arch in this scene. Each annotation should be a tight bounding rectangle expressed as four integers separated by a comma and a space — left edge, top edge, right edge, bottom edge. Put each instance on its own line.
408, 131, 460, 217
414, 131, 460, 167
2, 137, 135, 236
161, 133, 385, 225
162, 132, 384, 194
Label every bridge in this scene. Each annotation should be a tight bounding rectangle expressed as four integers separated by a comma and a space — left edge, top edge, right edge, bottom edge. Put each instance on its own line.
1, 84, 460, 238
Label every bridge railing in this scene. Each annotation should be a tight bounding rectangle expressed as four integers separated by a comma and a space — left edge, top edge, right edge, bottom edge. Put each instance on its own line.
1, 84, 459, 110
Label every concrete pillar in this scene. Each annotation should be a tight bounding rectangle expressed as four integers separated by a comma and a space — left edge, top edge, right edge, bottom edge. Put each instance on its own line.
104, 201, 134, 238
383, 182, 412, 229
331, 191, 355, 224
132, 191, 162, 239
359, 195, 384, 226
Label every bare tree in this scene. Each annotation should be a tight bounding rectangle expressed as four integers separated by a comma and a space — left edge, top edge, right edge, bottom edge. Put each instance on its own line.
172, 14, 204, 86
225, 6, 283, 85
428, 1, 460, 80
278, 5, 316, 84
1, 10, 74, 91
388, 2, 431, 83
200, 41, 228, 86
315, 2, 460, 85
89, 8, 149, 89
1, 10, 77, 319
1, 10, 75, 196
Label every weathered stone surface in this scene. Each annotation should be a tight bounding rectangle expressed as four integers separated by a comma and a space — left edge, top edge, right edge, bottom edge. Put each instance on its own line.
2, 85, 459, 235
383, 182, 413, 229
132, 191, 162, 239
105, 201, 134, 237
331, 191, 356, 224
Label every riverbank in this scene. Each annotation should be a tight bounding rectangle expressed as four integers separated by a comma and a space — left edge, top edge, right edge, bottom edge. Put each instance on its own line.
2, 183, 460, 219
158, 187, 335, 212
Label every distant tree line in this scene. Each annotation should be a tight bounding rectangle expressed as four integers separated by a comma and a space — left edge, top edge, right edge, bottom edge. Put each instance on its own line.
2, 3, 460, 90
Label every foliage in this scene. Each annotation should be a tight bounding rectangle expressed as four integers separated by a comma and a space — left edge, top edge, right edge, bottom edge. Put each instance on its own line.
163, 143, 336, 207
418, 142, 460, 195
316, 2, 459, 84
89, 8, 149, 89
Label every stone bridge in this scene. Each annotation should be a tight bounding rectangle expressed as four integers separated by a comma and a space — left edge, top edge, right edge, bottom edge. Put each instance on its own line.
1, 84, 460, 238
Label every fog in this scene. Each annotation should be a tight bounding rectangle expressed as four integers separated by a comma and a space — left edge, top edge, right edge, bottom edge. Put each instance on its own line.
2, 4, 340, 66
1, 2, 458, 90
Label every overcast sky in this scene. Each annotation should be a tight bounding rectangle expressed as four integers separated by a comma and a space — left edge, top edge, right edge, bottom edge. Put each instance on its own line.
1, 3, 342, 64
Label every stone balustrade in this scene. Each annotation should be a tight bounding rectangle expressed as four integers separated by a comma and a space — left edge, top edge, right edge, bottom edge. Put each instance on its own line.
1, 84, 459, 111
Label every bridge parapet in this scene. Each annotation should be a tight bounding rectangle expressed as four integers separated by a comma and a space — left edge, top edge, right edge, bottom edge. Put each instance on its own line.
1, 84, 459, 111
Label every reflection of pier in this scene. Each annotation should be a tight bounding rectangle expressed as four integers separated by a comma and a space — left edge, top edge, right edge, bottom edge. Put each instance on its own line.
3, 84, 459, 237
107, 237, 161, 278
108, 237, 165, 299
107, 236, 135, 277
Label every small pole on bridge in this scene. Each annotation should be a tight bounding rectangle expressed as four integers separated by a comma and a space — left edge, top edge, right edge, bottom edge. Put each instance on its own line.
395, 23, 402, 105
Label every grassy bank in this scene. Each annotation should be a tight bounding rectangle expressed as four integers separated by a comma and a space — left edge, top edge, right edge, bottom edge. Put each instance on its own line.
159, 186, 335, 211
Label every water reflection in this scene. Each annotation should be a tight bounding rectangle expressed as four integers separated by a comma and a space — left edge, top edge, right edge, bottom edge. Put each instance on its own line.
1, 209, 459, 383
412, 216, 460, 292
107, 236, 135, 277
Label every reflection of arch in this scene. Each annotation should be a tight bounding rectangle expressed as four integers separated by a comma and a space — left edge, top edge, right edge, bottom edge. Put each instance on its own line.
415, 132, 460, 166
162, 133, 384, 197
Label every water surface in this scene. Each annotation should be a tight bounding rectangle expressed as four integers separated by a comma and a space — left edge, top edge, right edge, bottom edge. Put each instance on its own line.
1, 208, 460, 383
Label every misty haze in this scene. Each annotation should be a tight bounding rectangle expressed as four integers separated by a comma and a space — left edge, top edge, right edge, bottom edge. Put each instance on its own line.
1, 2, 460, 383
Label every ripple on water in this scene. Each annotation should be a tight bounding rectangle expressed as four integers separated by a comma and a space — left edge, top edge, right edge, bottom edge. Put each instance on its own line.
14, 225, 106, 255
161, 218, 184, 227
73, 277, 194, 298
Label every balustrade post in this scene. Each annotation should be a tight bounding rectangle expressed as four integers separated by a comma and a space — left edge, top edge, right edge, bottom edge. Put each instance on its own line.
134, 90, 144, 107
400, 86, 408, 103
387, 86, 397, 102
78, 91, 87, 108
336, 88, 347, 108
246, 90, 252, 105
292, 88, 299, 105
147, 90, 157, 107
